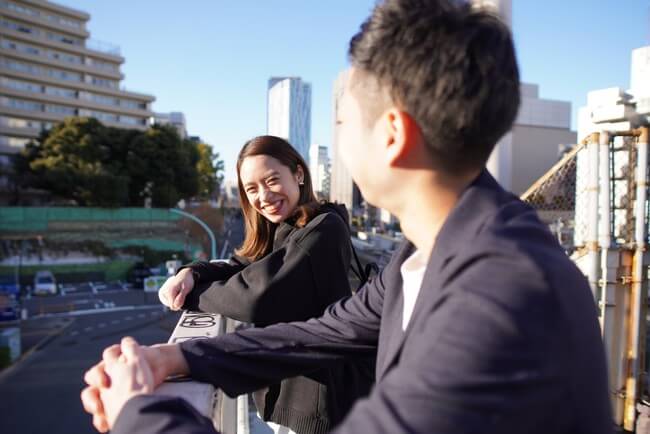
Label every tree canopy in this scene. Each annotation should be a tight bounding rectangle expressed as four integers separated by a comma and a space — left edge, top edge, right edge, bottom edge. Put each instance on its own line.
17, 117, 224, 207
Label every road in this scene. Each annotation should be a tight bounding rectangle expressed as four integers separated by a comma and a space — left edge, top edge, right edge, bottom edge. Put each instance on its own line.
0, 289, 181, 434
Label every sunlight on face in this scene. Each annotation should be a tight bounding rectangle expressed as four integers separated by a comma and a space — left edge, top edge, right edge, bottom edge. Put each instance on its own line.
239, 155, 303, 224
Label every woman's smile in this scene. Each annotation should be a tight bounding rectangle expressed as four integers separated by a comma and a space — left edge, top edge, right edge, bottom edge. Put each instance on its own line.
263, 198, 285, 214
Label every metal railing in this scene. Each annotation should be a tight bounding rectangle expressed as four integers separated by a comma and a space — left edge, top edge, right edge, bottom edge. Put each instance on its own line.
85, 39, 121, 56
157, 310, 250, 434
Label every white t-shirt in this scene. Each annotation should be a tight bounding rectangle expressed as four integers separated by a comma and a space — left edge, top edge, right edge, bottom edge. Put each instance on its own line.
399, 249, 428, 331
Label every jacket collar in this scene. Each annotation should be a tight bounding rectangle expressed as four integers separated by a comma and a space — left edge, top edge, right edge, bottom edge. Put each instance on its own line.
426, 169, 509, 274
378, 169, 513, 378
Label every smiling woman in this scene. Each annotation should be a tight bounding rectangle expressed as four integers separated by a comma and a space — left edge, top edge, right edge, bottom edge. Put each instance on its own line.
156, 135, 374, 434
236, 135, 319, 259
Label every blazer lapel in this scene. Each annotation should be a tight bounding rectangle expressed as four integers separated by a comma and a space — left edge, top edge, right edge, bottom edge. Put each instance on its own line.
376, 170, 504, 380
376, 249, 450, 380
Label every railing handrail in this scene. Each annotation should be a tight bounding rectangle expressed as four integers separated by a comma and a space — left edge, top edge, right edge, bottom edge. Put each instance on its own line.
157, 310, 249, 434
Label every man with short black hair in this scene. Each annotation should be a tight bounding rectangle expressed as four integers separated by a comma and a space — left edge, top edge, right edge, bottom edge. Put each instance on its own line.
82, 1, 612, 433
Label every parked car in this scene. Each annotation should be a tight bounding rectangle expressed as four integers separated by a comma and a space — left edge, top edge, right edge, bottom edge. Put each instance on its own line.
33, 270, 57, 296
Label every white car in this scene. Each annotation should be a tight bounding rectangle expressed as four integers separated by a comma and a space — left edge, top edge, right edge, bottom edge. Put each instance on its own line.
33, 271, 57, 295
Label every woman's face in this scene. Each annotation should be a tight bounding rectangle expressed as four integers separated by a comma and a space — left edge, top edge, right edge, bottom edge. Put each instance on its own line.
239, 155, 304, 224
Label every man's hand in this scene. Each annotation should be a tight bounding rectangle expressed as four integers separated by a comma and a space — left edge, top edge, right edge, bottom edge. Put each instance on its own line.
158, 268, 195, 310
100, 337, 155, 428
81, 340, 190, 432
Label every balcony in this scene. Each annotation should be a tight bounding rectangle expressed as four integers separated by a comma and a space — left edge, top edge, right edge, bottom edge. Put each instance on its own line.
85, 38, 121, 57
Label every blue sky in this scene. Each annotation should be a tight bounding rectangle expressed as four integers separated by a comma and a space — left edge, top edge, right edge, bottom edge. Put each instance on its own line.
58, 1, 650, 181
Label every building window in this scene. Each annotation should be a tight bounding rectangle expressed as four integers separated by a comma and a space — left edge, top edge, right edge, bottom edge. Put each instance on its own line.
45, 30, 81, 46
2, 1, 37, 18
0, 116, 44, 129
0, 135, 31, 148
87, 58, 118, 73
0, 38, 82, 65
0, 77, 43, 93
119, 115, 142, 125
48, 50, 82, 64
121, 99, 146, 110
88, 76, 117, 89
0, 0, 83, 30
89, 93, 118, 106
1, 38, 39, 55
0, 17, 36, 35
89, 110, 118, 123
1, 96, 43, 112
48, 68, 81, 82
45, 85, 77, 99
3, 58, 41, 75
45, 104, 76, 115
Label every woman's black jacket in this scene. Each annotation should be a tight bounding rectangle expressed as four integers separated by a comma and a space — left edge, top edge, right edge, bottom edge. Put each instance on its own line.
178, 203, 374, 434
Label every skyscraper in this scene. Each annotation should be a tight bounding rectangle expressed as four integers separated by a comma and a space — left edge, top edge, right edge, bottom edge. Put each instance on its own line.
329, 70, 362, 214
0, 0, 155, 155
267, 76, 311, 163
309, 143, 329, 199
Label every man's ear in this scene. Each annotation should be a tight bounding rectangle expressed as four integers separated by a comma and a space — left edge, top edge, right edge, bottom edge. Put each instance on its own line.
381, 109, 420, 167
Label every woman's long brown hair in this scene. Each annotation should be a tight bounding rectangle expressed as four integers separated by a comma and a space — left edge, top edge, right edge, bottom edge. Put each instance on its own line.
235, 135, 320, 261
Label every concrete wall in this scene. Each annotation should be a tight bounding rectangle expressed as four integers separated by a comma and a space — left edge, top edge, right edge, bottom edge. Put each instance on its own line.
510, 125, 577, 195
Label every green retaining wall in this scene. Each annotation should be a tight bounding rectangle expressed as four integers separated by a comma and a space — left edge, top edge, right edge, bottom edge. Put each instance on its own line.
0, 207, 182, 233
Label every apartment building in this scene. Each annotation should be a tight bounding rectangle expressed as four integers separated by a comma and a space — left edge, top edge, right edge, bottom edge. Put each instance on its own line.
0, 0, 155, 155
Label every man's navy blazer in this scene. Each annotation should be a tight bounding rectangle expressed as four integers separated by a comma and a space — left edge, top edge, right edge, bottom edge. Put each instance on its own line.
113, 170, 613, 434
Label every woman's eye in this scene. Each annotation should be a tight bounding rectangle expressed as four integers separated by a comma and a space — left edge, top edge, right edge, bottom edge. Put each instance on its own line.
246, 188, 256, 195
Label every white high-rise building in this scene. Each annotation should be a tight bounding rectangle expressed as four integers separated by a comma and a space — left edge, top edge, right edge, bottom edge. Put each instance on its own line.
0, 0, 155, 155
329, 70, 362, 214
309, 143, 329, 199
267, 77, 311, 163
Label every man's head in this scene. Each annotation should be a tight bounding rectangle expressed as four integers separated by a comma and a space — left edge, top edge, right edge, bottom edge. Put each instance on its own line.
337, 0, 519, 209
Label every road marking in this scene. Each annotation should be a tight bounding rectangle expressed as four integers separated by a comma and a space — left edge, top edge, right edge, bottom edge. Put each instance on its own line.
98, 323, 106, 328
84, 327, 93, 332
70, 331, 79, 336
138, 313, 146, 318
125, 316, 133, 321
111, 319, 120, 324
30, 305, 165, 319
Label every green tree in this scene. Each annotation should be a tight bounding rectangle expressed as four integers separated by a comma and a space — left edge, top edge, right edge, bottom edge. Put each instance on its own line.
125, 124, 199, 207
23, 117, 129, 206
195, 141, 224, 200
19, 118, 209, 207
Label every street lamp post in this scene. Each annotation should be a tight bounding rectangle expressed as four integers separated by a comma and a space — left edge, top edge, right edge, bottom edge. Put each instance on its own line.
169, 208, 217, 260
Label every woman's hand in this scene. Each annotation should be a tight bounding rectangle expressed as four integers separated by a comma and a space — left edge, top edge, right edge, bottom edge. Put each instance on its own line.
158, 268, 195, 310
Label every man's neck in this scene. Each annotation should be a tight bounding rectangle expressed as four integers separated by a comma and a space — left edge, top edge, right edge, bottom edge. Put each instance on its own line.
395, 170, 479, 259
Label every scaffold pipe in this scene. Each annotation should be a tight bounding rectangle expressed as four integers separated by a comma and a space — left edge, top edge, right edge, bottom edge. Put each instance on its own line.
587, 132, 601, 299
624, 130, 648, 430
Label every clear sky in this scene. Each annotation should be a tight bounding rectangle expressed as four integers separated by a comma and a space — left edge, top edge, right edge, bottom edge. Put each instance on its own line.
57, 0, 650, 181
